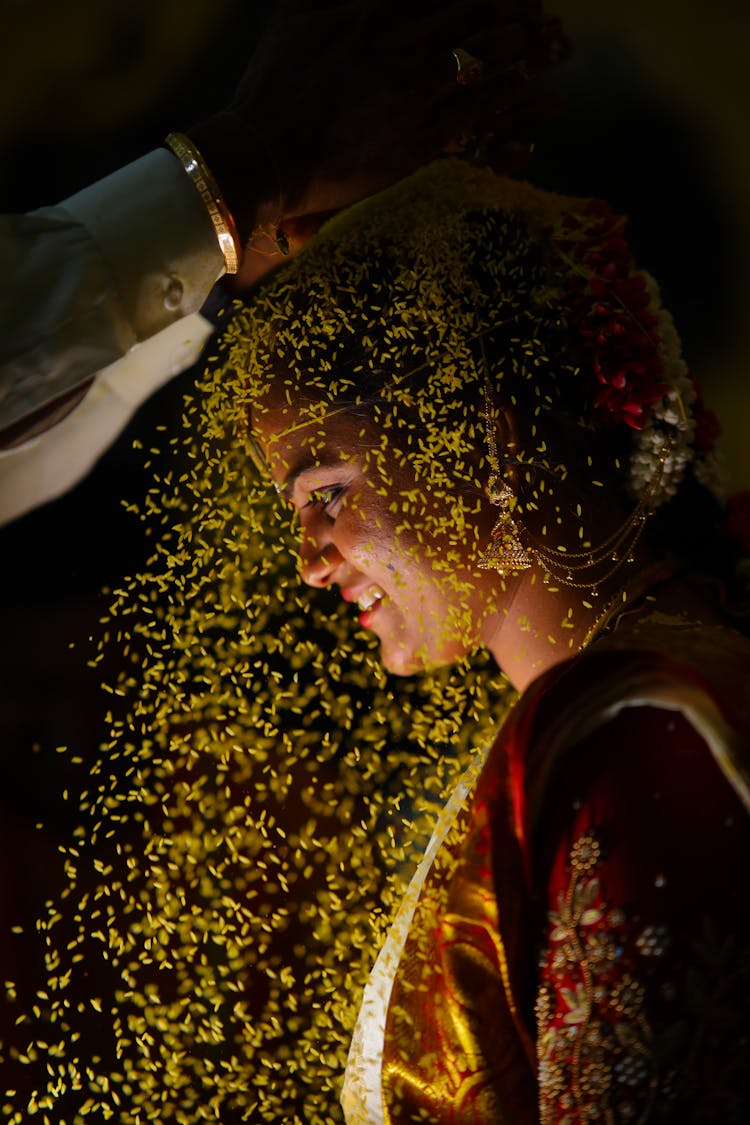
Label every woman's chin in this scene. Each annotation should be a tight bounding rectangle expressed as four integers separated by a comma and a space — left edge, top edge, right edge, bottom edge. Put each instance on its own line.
377, 634, 461, 678
373, 630, 427, 677
370, 607, 472, 676
378, 644, 424, 678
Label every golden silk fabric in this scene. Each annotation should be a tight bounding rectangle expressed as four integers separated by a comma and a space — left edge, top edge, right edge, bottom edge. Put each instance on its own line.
382, 775, 538, 1123
379, 618, 750, 1123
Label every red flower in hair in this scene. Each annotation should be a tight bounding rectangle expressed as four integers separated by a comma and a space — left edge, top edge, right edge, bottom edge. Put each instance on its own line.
553, 206, 671, 431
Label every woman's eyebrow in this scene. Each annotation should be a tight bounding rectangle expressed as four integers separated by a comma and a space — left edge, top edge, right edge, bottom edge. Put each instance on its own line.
279, 456, 342, 500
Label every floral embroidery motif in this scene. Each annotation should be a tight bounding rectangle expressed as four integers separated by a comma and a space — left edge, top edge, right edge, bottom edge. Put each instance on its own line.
537, 831, 664, 1124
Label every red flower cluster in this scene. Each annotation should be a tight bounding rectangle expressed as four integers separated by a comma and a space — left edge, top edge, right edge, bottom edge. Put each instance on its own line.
553, 202, 670, 430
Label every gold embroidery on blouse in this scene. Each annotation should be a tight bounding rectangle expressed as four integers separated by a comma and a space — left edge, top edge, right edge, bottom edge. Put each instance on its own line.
537, 831, 661, 1124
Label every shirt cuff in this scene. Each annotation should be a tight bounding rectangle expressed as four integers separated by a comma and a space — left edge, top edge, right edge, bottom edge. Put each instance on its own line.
60, 148, 225, 342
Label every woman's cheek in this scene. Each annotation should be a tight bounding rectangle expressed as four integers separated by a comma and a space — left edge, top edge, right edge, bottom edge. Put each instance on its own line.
341, 499, 393, 567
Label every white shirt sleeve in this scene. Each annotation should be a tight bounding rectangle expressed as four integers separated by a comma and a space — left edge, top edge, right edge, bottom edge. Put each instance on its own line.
0, 147, 225, 523
0, 147, 224, 432
0, 313, 214, 526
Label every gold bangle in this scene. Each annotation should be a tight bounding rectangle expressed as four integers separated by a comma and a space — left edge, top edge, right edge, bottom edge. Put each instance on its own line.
165, 131, 240, 275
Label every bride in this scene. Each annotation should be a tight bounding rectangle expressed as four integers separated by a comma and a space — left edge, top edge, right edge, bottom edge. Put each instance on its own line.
5, 104, 748, 1125
219, 157, 750, 1122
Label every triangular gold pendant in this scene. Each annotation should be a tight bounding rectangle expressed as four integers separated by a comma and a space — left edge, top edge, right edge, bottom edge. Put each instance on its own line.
477, 517, 533, 573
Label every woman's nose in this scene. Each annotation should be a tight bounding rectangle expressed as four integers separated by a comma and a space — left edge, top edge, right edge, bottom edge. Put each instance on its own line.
299, 523, 340, 588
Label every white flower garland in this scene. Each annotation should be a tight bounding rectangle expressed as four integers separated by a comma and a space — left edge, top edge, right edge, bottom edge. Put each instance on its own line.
628, 275, 723, 508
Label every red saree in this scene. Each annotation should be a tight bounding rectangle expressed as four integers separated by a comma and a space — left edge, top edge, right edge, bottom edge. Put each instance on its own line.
380, 618, 750, 1123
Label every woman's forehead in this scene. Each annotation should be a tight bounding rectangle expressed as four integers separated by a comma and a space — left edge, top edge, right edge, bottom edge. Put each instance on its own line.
252, 400, 374, 472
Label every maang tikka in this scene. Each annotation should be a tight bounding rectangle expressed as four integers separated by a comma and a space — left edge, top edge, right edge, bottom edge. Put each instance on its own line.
477, 382, 533, 574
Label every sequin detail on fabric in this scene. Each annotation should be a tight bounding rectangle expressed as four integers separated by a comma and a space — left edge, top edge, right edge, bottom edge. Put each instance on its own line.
537, 831, 661, 1123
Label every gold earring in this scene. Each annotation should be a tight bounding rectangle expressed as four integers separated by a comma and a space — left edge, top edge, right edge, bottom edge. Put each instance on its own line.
477, 382, 533, 574
477, 476, 533, 573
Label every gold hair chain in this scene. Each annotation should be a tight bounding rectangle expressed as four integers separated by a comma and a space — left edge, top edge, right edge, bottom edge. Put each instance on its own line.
479, 380, 671, 593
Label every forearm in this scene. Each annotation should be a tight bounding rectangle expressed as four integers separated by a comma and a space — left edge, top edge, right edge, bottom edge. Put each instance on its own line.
0, 149, 224, 444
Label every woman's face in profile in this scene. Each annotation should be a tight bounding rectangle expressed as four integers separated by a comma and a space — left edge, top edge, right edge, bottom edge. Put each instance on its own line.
253, 397, 500, 676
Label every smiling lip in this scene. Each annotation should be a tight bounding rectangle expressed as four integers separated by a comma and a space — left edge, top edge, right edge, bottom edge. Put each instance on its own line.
340, 583, 386, 626
341, 584, 385, 609
359, 598, 383, 629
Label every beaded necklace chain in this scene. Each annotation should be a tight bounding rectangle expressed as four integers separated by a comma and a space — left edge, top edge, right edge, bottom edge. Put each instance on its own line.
482, 380, 671, 596
579, 556, 680, 650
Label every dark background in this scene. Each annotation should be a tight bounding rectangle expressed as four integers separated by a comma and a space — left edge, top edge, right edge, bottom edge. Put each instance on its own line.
0, 0, 747, 1080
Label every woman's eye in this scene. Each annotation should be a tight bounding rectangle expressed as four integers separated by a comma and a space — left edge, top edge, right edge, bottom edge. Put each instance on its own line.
306, 485, 345, 515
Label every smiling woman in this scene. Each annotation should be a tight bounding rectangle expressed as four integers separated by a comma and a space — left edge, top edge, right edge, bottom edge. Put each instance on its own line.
254, 399, 499, 675
240, 160, 722, 689
7, 156, 750, 1122
212, 158, 750, 1121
